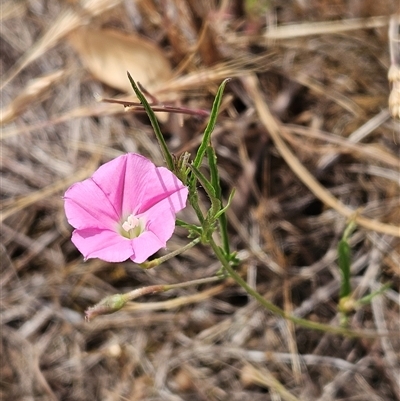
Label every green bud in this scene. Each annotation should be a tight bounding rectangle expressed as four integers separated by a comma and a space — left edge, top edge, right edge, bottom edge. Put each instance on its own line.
85, 294, 127, 322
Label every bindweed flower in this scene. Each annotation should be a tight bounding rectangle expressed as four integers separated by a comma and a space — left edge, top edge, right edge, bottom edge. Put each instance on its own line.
64, 153, 188, 263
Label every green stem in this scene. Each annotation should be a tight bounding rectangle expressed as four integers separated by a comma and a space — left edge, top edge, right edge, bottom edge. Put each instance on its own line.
208, 238, 377, 338
218, 212, 230, 256
206, 145, 230, 256
140, 238, 201, 269
189, 188, 206, 225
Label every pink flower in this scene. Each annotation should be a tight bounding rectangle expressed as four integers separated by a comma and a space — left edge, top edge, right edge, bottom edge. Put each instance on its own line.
64, 153, 188, 263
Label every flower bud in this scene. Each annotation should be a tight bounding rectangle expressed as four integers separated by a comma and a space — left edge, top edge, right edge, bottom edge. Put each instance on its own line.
85, 294, 127, 321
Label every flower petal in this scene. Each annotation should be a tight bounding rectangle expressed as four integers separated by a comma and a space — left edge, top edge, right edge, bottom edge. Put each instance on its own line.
71, 228, 134, 262
89, 153, 188, 217
91, 153, 155, 217
144, 202, 176, 243
129, 230, 165, 263
64, 153, 188, 264
137, 166, 188, 214
64, 179, 120, 230
126, 205, 176, 263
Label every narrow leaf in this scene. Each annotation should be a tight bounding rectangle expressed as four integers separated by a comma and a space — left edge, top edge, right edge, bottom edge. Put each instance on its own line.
338, 237, 351, 298
193, 78, 230, 168
207, 145, 230, 255
188, 163, 218, 203
127, 73, 174, 171
215, 188, 236, 219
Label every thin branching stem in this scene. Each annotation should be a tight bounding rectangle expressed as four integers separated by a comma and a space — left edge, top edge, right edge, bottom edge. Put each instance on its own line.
140, 238, 201, 269
208, 237, 378, 338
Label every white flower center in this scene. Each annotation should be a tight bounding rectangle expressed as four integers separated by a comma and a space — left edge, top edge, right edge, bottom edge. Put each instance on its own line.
121, 214, 145, 239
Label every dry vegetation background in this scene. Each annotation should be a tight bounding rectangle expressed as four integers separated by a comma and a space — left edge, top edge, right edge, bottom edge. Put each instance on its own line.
1, 0, 400, 400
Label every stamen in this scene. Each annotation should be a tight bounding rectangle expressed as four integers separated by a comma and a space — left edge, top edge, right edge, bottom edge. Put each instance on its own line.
122, 215, 139, 232
121, 214, 145, 239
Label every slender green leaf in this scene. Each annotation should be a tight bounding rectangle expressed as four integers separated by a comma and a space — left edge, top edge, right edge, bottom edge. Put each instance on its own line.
187, 174, 206, 224
206, 144, 230, 255
193, 79, 230, 168
358, 283, 391, 306
215, 188, 236, 219
188, 164, 216, 199
207, 145, 220, 195
338, 221, 357, 299
176, 219, 202, 237
338, 237, 351, 298
127, 72, 174, 171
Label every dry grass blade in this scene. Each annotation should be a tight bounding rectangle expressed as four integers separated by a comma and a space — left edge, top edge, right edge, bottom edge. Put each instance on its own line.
241, 364, 302, 401
244, 74, 400, 237
1, 101, 134, 140
0, 0, 26, 21
294, 72, 364, 116
0, 0, 123, 90
316, 357, 374, 401
316, 109, 392, 170
2, 1, 400, 400
371, 294, 400, 398
0, 155, 99, 223
265, 16, 390, 39
125, 283, 228, 312
1, 70, 65, 125
282, 122, 400, 170
388, 65, 400, 119
388, 14, 400, 119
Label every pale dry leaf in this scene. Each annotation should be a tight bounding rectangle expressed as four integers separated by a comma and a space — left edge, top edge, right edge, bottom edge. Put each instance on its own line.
68, 28, 173, 95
